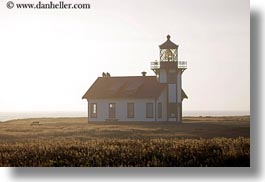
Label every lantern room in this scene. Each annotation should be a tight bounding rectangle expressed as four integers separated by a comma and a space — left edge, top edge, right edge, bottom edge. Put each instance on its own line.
159, 35, 178, 62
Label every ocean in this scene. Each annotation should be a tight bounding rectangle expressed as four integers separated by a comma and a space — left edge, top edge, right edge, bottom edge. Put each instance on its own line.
0, 110, 250, 122
0, 111, 87, 122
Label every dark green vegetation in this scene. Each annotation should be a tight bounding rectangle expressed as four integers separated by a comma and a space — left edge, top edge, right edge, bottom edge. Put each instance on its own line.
0, 116, 250, 167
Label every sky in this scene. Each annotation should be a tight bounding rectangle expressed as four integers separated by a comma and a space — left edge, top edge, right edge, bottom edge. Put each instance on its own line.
0, 0, 249, 113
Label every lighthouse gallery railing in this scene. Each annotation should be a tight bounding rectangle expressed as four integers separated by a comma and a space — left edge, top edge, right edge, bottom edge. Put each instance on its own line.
151, 61, 187, 69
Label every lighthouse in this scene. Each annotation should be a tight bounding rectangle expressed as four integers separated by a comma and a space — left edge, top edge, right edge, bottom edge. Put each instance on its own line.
151, 35, 187, 123
83, 35, 187, 123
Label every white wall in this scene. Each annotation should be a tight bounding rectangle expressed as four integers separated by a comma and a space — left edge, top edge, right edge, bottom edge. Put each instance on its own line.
87, 88, 168, 122
88, 98, 155, 122
159, 69, 167, 83
177, 71, 182, 103
156, 87, 167, 121
168, 84, 177, 103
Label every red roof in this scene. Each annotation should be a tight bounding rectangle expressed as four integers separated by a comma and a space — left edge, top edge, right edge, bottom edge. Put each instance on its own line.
82, 76, 166, 99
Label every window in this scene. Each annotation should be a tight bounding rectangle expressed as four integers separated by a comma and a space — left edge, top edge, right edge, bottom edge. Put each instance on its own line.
127, 103, 134, 118
146, 103, 153, 118
90, 103, 97, 118
109, 103, 116, 118
158, 102, 162, 118
165, 49, 174, 61
168, 103, 177, 118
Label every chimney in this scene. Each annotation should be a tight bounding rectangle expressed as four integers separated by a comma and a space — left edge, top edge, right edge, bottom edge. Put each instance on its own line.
141, 71, 147, 76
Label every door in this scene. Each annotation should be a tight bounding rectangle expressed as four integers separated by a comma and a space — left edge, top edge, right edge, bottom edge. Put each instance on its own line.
109, 103, 116, 118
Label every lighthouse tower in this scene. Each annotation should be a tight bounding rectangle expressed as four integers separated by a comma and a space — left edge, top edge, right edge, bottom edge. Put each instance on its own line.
151, 35, 187, 123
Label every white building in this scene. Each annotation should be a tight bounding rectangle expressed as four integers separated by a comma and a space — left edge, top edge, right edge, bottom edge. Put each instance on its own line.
82, 35, 188, 122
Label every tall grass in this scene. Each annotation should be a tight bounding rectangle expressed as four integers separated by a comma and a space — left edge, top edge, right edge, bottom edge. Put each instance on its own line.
0, 137, 249, 167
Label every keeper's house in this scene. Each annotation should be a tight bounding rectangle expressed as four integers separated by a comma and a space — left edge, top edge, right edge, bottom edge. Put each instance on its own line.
82, 35, 188, 122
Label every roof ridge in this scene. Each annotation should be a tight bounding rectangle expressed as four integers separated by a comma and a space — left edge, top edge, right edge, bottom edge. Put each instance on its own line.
98, 76, 156, 78
82, 76, 165, 99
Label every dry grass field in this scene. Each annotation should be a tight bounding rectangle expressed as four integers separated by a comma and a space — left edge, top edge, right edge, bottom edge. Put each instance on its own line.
0, 116, 250, 167
0, 116, 250, 141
